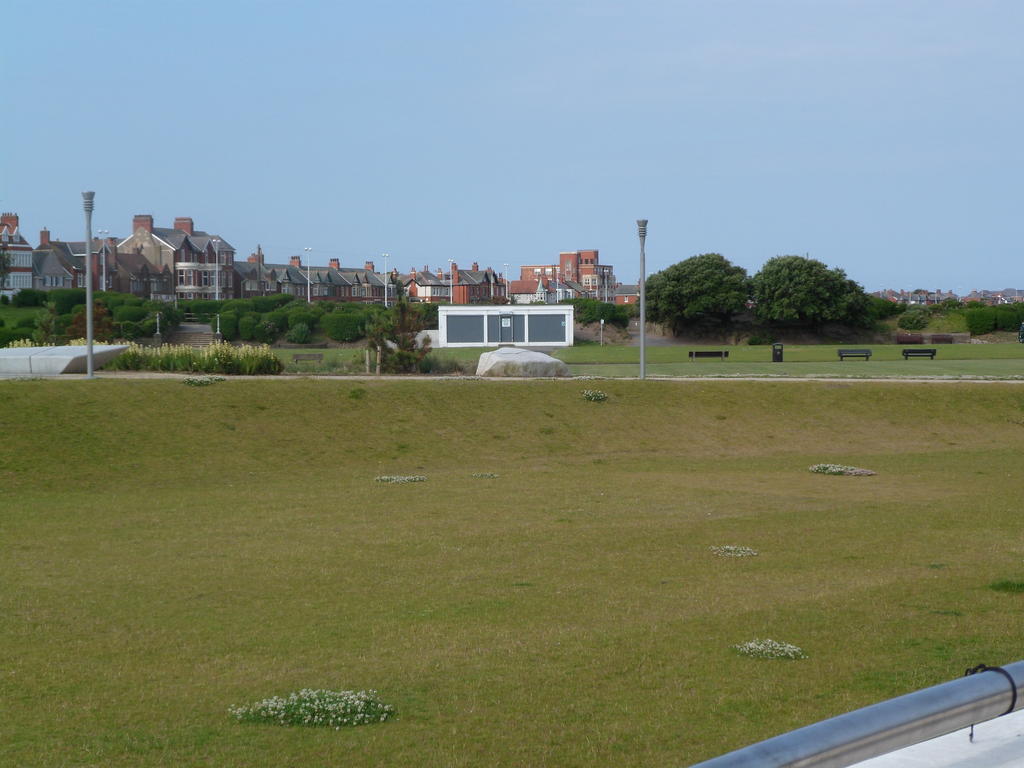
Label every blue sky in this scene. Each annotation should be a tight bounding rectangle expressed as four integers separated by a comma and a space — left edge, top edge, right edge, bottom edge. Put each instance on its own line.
5, 0, 1021, 292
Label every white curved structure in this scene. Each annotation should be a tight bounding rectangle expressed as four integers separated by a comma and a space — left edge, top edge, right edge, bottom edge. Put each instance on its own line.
0, 345, 129, 375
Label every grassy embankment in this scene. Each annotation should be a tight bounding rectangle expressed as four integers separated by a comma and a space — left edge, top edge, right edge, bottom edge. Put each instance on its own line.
3, 379, 1024, 767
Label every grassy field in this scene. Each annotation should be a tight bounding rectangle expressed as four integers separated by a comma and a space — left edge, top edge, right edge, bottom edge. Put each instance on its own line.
4, 379, 1024, 767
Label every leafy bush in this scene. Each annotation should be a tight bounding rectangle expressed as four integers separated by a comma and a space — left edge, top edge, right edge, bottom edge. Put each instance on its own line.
219, 312, 239, 340
252, 320, 279, 344
322, 311, 366, 342
0, 294, 8, 305
12, 288, 46, 307
287, 309, 317, 330
112, 305, 149, 323
252, 294, 295, 313
286, 322, 311, 344
265, 310, 288, 333
867, 296, 903, 320
995, 306, 1023, 332
897, 309, 929, 330
0, 327, 34, 346
220, 299, 255, 314
49, 288, 87, 315
746, 333, 775, 345
238, 315, 257, 341
15, 316, 36, 329
965, 307, 996, 335
187, 299, 222, 316
565, 298, 631, 328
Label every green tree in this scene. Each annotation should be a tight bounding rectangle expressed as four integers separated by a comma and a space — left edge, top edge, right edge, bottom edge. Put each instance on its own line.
751, 255, 871, 328
33, 302, 60, 344
645, 253, 750, 334
366, 284, 431, 373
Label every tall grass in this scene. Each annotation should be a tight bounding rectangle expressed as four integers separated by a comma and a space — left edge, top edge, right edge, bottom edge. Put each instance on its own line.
105, 342, 283, 375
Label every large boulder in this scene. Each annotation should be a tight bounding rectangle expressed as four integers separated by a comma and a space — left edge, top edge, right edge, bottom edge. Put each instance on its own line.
476, 347, 570, 377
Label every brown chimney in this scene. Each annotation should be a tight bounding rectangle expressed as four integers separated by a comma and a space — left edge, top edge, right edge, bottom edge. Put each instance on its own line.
0, 213, 18, 231
173, 217, 194, 235
410, 266, 417, 277
471, 261, 479, 271
39, 228, 50, 247
364, 260, 375, 272
437, 268, 444, 280
248, 254, 258, 263
329, 258, 340, 269
450, 262, 458, 282
290, 255, 302, 267
132, 214, 154, 233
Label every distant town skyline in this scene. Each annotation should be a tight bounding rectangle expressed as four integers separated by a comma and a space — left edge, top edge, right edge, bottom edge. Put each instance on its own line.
4, 0, 1021, 293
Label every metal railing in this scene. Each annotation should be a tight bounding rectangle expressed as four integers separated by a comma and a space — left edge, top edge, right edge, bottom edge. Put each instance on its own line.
689, 661, 1024, 768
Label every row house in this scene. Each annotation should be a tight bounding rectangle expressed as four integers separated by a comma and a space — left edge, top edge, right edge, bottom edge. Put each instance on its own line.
614, 284, 639, 305
519, 250, 616, 302
117, 215, 235, 302
399, 262, 505, 303
0, 213, 35, 297
508, 277, 576, 305
400, 266, 450, 302
234, 254, 385, 302
446, 262, 505, 303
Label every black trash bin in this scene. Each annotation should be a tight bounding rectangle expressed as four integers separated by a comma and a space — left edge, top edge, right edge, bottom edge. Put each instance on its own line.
772, 343, 784, 363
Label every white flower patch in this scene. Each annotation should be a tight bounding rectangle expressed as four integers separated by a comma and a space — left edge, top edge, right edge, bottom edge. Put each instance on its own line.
375, 475, 427, 484
183, 375, 226, 387
581, 389, 608, 402
710, 545, 759, 558
732, 639, 806, 660
471, 472, 499, 479
809, 463, 876, 476
230, 688, 395, 729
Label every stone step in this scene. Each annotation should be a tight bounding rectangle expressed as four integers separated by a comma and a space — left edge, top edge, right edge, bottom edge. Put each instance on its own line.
169, 332, 216, 348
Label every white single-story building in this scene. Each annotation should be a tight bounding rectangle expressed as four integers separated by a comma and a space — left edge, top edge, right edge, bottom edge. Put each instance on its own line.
437, 304, 574, 347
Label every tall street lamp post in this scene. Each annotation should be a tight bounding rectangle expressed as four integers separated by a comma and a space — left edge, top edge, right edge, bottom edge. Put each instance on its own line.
503, 263, 510, 301
82, 191, 95, 378
383, 252, 390, 308
637, 219, 648, 380
212, 237, 221, 301
97, 229, 108, 291
448, 258, 455, 304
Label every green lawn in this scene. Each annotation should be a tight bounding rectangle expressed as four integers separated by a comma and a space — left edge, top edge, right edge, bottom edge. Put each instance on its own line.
3, 379, 1024, 766
268, 343, 1024, 379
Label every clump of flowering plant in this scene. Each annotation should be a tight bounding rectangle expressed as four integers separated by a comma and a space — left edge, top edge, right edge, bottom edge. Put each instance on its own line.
229, 688, 395, 729
809, 464, 876, 476
710, 545, 758, 558
183, 375, 226, 387
581, 389, 608, 402
732, 639, 806, 659
471, 472, 499, 479
375, 475, 426, 484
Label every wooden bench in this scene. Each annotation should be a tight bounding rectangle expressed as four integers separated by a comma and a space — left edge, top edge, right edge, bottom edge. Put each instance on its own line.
837, 349, 872, 361
902, 348, 937, 360
688, 350, 729, 361
896, 333, 924, 344
292, 353, 323, 363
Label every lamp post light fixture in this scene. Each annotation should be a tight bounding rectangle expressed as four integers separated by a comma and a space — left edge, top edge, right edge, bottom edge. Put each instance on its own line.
636, 219, 648, 380
382, 252, 390, 308
304, 247, 313, 303
82, 191, 95, 378
97, 229, 109, 291
212, 237, 221, 301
